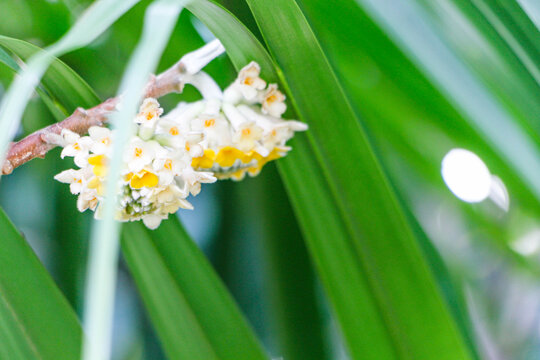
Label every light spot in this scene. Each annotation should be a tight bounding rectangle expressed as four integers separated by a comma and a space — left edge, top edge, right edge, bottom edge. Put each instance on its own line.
441, 148, 491, 203
511, 228, 540, 256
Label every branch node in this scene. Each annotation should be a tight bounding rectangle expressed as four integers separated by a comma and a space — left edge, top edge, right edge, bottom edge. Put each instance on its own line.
2, 160, 13, 175
40, 132, 64, 146
74, 107, 88, 118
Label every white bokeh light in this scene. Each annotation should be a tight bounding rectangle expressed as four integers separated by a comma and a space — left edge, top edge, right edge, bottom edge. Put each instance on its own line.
441, 148, 492, 203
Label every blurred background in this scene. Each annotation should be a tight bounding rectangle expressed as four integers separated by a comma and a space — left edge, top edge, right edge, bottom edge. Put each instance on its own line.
1, 0, 540, 359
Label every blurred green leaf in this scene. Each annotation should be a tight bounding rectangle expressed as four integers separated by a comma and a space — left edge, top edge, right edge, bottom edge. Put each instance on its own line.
122, 222, 219, 360
0, 207, 82, 359
356, 0, 540, 203
122, 218, 267, 360
292, 0, 540, 281
0, 35, 100, 115
257, 166, 330, 360
0, 47, 19, 71
0, 45, 68, 122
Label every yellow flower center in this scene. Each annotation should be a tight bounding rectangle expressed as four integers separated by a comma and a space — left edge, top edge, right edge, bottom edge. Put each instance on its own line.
73, 142, 81, 150
130, 170, 159, 189
244, 77, 254, 85
88, 155, 107, 177
87, 177, 104, 196
241, 128, 252, 137
134, 147, 143, 158
146, 112, 154, 121
164, 159, 173, 171
215, 146, 247, 167
169, 126, 179, 136
101, 137, 110, 145
191, 149, 216, 169
266, 94, 277, 103
204, 118, 215, 128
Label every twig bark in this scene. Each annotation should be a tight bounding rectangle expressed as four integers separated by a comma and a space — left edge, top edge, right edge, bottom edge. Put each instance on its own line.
2, 60, 186, 175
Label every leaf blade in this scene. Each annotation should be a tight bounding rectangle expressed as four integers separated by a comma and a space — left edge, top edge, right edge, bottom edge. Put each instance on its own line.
123, 218, 268, 360
0, 207, 82, 360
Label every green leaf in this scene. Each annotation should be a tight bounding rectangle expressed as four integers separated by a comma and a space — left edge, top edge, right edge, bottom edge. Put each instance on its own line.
190, 0, 473, 358
356, 0, 540, 202
122, 218, 267, 360
0, 45, 69, 122
0, 36, 101, 114
256, 165, 330, 360
0, 207, 82, 359
82, 2, 185, 359
187, 2, 394, 358
292, 0, 540, 285
0, 46, 19, 71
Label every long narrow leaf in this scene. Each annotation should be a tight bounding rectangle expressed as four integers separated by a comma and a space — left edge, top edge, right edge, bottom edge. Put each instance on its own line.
124, 217, 268, 359
0, 207, 82, 360
0, 45, 67, 122
82, 1, 185, 359
357, 0, 540, 202
0, 36, 100, 113
122, 223, 220, 360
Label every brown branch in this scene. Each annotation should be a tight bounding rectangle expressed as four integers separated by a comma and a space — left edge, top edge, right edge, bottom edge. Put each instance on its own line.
2, 60, 186, 175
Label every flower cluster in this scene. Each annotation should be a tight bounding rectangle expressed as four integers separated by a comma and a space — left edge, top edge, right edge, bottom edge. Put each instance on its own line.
54, 51, 307, 229
170, 62, 308, 180
54, 99, 216, 229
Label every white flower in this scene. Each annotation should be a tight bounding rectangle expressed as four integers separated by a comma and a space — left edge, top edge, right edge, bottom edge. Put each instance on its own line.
236, 62, 267, 100
154, 184, 189, 204
77, 190, 99, 212
60, 129, 93, 167
88, 126, 112, 155
135, 98, 163, 125
236, 104, 307, 149
155, 119, 185, 147
261, 84, 286, 117
178, 167, 216, 196
153, 150, 186, 185
123, 137, 161, 173
232, 122, 264, 152
191, 114, 231, 148
54, 168, 91, 194
142, 214, 164, 230
162, 101, 205, 132
184, 132, 204, 158
135, 98, 163, 139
